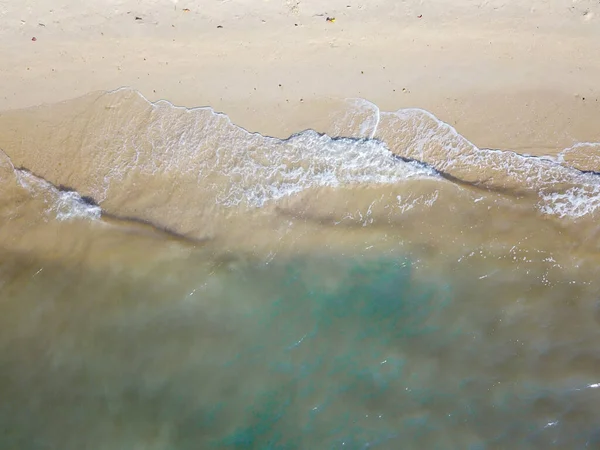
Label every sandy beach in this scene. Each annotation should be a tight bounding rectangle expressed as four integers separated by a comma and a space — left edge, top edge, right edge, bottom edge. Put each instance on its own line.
2, 2, 600, 449
2, 0, 599, 151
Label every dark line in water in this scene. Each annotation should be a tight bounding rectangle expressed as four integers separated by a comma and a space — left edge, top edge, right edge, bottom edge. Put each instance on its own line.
481, 147, 600, 175
13, 166, 206, 245
281, 132, 584, 198
5, 126, 598, 237
56, 184, 99, 206
99, 212, 209, 245
389, 154, 534, 198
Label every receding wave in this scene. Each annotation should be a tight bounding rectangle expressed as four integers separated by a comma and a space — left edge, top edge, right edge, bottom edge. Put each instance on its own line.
331, 99, 600, 219
15, 168, 101, 221
0, 89, 599, 242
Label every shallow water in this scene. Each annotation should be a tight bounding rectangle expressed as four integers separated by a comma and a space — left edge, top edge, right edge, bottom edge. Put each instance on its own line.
1, 90, 600, 449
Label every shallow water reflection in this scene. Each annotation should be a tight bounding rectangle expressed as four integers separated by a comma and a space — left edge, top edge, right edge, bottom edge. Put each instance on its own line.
1, 250, 599, 449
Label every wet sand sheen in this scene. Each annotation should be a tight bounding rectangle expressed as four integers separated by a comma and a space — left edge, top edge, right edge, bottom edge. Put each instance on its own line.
1, 91, 600, 448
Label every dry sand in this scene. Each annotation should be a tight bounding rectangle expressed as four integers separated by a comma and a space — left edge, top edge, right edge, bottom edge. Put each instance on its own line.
1, 0, 600, 152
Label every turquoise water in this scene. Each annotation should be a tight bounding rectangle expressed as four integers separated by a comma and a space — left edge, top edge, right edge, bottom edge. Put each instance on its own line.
200, 257, 599, 449
206, 258, 444, 449
3, 250, 599, 449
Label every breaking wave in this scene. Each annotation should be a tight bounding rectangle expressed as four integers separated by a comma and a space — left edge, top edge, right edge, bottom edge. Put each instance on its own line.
0, 89, 599, 239
15, 169, 101, 221
332, 99, 600, 219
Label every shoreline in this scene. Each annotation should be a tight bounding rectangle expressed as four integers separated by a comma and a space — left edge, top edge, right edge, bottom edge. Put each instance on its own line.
1, 1, 600, 154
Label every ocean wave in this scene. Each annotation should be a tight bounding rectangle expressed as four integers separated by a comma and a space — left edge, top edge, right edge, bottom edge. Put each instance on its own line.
15, 169, 101, 221
556, 142, 600, 173
108, 90, 437, 208
331, 99, 600, 219
0, 89, 599, 237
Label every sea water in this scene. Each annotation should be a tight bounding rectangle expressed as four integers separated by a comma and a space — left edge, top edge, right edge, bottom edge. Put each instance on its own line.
2, 248, 599, 449
1, 89, 600, 449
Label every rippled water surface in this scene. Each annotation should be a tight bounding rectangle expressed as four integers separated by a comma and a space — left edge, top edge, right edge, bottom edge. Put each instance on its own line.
2, 249, 600, 449
1, 90, 600, 449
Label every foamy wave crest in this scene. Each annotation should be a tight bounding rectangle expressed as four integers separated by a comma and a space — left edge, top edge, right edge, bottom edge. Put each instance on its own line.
137, 92, 436, 208
538, 183, 600, 219
15, 170, 101, 221
396, 190, 440, 214
2, 89, 599, 237
556, 143, 600, 173
216, 131, 436, 207
16, 89, 435, 210
332, 99, 600, 219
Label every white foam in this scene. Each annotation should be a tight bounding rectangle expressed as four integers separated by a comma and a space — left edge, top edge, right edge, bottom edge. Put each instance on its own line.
215, 131, 437, 208
15, 170, 101, 221
68, 90, 436, 210
52, 190, 102, 221
331, 98, 381, 139
58, 89, 600, 218
113, 93, 438, 208
396, 190, 439, 214
538, 184, 600, 219
332, 99, 600, 220
371, 107, 600, 220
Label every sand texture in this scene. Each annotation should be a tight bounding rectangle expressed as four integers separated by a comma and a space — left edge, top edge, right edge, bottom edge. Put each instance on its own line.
1, 0, 599, 151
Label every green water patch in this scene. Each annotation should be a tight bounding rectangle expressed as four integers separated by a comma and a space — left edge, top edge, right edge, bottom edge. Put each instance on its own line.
2, 252, 599, 449
178, 255, 600, 449
188, 256, 453, 449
